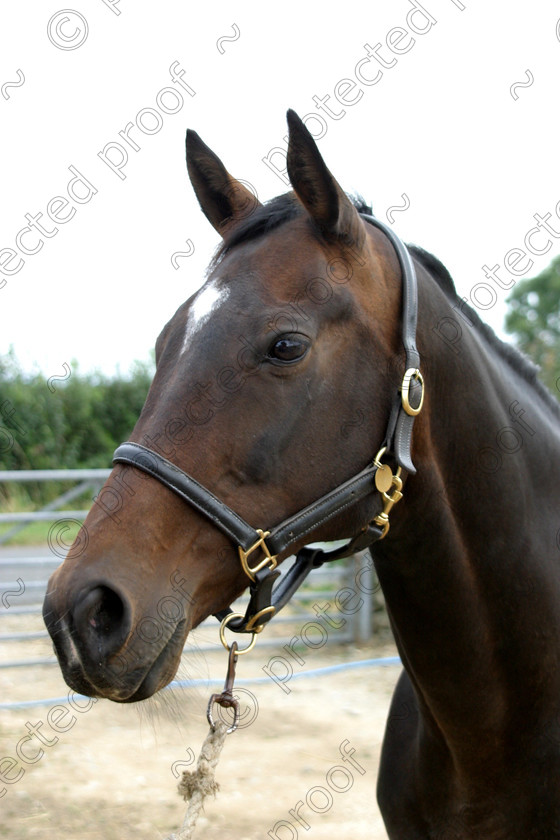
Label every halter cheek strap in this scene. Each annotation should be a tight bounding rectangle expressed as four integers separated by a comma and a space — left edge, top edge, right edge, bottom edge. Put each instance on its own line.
112, 214, 424, 634
360, 214, 424, 473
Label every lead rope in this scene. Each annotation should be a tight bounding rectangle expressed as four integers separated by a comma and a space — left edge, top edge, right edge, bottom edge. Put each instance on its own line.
167, 621, 258, 840
168, 720, 229, 840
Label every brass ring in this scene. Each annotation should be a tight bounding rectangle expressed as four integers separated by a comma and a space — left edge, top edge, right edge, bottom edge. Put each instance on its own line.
219, 613, 258, 654
373, 446, 387, 467
401, 368, 424, 416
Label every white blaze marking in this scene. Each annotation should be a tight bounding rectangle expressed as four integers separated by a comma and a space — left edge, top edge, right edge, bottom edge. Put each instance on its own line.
180, 282, 230, 356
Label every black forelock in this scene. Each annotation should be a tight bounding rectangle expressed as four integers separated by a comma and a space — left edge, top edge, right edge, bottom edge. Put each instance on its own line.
210, 193, 373, 269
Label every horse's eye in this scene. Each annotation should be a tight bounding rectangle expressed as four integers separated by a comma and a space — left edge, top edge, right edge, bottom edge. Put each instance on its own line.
268, 336, 309, 364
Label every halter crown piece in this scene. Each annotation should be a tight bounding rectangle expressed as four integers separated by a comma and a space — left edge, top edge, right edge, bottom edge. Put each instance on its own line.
112, 215, 424, 634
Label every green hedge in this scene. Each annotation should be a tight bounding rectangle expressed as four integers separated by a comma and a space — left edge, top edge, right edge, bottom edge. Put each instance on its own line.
0, 351, 154, 473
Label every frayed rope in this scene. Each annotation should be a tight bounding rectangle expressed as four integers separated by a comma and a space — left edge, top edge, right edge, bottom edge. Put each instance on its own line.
166, 721, 229, 840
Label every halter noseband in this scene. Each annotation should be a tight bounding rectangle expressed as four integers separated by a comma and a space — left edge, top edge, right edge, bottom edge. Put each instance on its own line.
112, 215, 424, 634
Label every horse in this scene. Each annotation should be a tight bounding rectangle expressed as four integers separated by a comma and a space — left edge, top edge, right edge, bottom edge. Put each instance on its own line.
43, 109, 560, 838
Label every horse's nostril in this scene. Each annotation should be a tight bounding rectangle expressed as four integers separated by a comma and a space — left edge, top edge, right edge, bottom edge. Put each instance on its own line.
73, 584, 130, 658
84, 586, 124, 631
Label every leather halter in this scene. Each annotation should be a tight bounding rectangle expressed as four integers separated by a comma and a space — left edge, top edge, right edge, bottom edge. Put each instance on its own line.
112, 214, 424, 634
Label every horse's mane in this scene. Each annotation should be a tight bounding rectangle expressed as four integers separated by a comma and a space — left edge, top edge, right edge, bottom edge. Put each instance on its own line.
212, 192, 559, 416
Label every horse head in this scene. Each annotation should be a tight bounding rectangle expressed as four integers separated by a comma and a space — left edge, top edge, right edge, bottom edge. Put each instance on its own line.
43, 111, 411, 702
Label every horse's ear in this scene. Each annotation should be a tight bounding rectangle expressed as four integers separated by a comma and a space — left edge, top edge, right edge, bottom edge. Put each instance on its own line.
186, 130, 262, 236
286, 110, 364, 245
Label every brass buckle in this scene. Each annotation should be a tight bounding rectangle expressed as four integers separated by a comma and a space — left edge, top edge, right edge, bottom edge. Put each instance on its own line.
373, 448, 403, 539
238, 529, 278, 581
401, 368, 424, 416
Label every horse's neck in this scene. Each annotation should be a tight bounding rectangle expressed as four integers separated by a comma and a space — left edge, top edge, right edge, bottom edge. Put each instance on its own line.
373, 272, 560, 766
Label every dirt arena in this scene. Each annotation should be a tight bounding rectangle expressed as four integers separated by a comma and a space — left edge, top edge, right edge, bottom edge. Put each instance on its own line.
1, 613, 400, 840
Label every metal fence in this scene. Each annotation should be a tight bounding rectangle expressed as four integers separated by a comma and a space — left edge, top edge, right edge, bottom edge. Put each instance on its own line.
0, 469, 376, 694
0, 467, 109, 545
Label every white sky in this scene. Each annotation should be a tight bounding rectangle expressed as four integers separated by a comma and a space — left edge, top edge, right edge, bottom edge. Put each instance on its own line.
1, 0, 559, 378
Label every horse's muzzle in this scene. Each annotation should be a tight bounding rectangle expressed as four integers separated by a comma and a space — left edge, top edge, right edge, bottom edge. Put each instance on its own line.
42, 574, 188, 702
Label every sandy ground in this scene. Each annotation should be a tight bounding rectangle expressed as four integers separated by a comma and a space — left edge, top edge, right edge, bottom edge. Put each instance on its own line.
1, 609, 400, 840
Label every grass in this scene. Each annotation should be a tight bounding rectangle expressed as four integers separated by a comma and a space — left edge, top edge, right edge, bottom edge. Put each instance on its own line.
0, 512, 86, 547
0, 520, 84, 546
0, 482, 92, 546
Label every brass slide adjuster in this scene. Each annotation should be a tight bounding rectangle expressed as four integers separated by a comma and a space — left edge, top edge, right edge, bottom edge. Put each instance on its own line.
238, 529, 278, 581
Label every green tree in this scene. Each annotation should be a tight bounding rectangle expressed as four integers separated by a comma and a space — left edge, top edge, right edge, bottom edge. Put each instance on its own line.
505, 255, 560, 397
